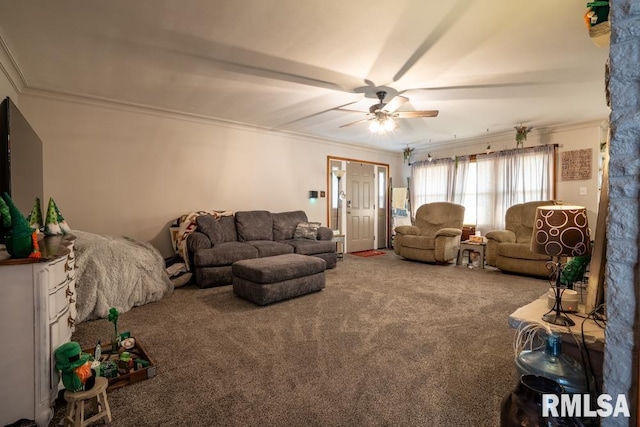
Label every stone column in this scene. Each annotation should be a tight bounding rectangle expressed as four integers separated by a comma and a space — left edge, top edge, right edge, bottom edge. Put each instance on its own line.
603, 1, 640, 426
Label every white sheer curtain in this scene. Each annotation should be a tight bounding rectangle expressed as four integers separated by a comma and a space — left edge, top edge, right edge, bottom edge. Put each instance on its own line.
410, 156, 470, 217
475, 145, 555, 232
453, 156, 469, 205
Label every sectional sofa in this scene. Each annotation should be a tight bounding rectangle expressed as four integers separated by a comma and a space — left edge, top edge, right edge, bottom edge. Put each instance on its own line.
186, 210, 337, 288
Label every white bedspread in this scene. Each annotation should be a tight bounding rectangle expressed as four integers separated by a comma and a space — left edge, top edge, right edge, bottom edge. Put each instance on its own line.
73, 230, 173, 323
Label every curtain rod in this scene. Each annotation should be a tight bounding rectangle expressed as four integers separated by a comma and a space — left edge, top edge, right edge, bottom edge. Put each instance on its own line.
408, 143, 560, 166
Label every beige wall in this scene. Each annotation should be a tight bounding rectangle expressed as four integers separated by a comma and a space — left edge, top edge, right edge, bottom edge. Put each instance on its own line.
17, 93, 401, 257
403, 121, 607, 237
0, 54, 606, 255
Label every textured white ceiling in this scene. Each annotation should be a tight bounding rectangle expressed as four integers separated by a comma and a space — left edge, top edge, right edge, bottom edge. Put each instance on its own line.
0, 0, 610, 152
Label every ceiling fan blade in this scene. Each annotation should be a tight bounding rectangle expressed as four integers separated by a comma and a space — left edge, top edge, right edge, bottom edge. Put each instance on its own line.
339, 118, 371, 128
336, 108, 368, 114
395, 110, 439, 118
382, 95, 409, 113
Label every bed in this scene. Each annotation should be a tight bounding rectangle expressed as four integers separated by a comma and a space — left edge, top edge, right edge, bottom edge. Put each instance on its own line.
73, 230, 174, 323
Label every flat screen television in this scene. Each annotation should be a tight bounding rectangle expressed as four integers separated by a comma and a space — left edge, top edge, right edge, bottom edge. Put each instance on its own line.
0, 96, 44, 241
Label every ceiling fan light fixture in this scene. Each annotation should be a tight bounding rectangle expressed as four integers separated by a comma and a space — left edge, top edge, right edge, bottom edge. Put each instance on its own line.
369, 116, 396, 134
383, 117, 396, 132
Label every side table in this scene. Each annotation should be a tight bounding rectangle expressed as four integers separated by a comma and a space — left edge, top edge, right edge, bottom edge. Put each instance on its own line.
332, 234, 345, 260
457, 241, 486, 269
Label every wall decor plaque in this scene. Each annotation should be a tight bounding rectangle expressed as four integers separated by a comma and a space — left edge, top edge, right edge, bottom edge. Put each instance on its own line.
561, 148, 592, 181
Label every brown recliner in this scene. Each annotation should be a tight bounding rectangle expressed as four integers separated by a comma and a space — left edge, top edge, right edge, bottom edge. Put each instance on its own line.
485, 200, 562, 277
393, 202, 465, 263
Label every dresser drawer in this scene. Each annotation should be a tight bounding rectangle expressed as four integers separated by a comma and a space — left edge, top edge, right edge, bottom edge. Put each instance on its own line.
49, 305, 72, 390
48, 278, 71, 321
48, 256, 67, 291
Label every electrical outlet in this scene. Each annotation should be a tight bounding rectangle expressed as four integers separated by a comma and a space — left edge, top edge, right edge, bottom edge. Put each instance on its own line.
579, 187, 587, 196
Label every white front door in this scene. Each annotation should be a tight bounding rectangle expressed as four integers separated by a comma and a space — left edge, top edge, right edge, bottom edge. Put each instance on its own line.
346, 162, 375, 252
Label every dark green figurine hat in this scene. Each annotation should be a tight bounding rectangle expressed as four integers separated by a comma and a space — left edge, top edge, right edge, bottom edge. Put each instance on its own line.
3, 192, 34, 258
3, 193, 32, 235
0, 195, 10, 227
54, 341, 90, 371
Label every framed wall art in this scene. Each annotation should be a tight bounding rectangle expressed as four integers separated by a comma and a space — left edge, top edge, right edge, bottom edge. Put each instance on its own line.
561, 148, 592, 181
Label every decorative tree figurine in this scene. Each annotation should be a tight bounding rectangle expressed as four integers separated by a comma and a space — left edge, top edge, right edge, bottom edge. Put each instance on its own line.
44, 197, 62, 235
27, 197, 43, 231
108, 307, 120, 350
514, 125, 532, 148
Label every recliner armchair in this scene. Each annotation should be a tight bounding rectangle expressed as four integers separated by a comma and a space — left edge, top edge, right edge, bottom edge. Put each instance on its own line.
485, 200, 562, 277
393, 202, 465, 263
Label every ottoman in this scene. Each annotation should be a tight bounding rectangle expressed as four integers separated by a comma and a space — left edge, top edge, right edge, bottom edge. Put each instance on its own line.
232, 254, 326, 305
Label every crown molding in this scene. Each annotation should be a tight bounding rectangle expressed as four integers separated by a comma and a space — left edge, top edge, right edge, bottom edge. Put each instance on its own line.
409, 118, 607, 157
0, 33, 26, 94
21, 86, 398, 156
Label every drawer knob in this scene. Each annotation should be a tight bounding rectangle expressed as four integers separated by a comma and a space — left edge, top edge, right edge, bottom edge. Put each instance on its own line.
67, 316, 75, 327
64, 261, 72, 272
66, 288, 74, 297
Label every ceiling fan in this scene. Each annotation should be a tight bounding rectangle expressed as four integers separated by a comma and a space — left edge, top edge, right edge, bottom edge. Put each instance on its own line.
338, 91, 439, 132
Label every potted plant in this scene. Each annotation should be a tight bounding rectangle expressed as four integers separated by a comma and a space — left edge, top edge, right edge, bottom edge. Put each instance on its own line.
403, 146, 415, 164
514, 125, 532, 148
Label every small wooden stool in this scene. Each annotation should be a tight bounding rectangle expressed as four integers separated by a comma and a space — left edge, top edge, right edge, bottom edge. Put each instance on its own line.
63, 376, 112, 427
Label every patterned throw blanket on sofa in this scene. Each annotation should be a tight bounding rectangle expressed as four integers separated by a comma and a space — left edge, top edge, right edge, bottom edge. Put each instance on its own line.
175, 210, 233, 271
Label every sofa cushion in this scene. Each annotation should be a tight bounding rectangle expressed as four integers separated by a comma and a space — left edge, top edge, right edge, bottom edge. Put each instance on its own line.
218, 216, 238, 243
196, 215, 224, 245
498, 242, 550, 261
272, 211, 308, 241
399, 235, 435, 250
235, 211, 273, 242
316, 227, 334, 241
414, 202, 465, 237
186, 231, 212, 252
246, 241, 294, 257
194, 242, 258, 267
294, 222, 321, 240
284, 239, 335, 256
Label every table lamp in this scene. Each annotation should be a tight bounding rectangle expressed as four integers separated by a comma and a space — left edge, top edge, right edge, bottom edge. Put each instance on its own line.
531, 205, 591, 326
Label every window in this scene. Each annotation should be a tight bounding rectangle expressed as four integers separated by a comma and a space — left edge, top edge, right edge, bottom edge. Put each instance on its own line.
411, 145, 555, 232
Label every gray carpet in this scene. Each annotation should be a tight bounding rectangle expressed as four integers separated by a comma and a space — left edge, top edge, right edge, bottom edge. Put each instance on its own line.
63, 250, 549, 427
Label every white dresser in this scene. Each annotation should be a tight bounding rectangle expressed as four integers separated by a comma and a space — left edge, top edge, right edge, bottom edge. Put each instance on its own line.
0, 235, 77, 427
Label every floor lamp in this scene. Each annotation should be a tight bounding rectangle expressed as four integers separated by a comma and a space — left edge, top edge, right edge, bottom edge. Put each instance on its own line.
531, 205, 591, 326
333, 170, 345, 233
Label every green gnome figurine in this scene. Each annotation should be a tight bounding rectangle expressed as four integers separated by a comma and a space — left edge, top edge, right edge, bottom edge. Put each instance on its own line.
54, 341, 96, 392
2, 192, 35, 258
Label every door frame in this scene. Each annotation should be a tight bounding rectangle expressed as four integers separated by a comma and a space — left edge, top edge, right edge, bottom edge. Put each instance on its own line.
326, 156, 391, 251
